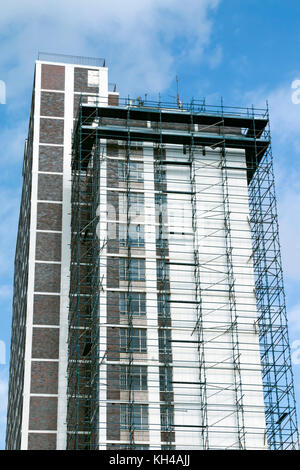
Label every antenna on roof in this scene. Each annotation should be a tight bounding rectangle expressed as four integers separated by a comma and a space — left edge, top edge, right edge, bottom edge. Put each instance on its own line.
176, 75, 182, 109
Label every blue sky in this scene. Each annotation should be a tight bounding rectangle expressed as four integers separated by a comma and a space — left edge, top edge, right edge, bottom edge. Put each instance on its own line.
1, 0, 300, 449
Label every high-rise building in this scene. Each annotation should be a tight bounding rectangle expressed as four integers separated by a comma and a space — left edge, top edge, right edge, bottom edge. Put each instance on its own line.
6, 54, 299, 450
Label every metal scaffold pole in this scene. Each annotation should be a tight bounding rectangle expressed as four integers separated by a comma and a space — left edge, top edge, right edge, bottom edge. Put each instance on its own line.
189, 110, 209, 449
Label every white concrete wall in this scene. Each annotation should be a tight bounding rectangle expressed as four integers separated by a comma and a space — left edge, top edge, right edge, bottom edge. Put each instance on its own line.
193, 147, 266, 449
100, 140, 266, 450
164, 144, 266, 449
143, 144, 161, 449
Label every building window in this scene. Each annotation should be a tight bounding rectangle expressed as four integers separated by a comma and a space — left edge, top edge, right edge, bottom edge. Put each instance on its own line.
119, 258, 145, 281
120, 292, 146, 316
118, 161, 143, 183
119, 224, 145, 248
120, 328, 147, 353
160, 404, 174, 432
119, 192, 144, 216
120, 365, 147, 390
157, 293, 170, 319
155, 194, 167, 217
158, 328, 171, 353
156, 225, 168, 249
129, 193, 144, 216
159, 366, 172, 392
154, 165, 166, 185
120, 404, 148, 431
156, 259, 169, 282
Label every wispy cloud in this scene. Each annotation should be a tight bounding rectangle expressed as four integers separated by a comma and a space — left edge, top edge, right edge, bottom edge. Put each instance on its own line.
243, 81, 300, 152
0, 0, 222, 289
0, 1, 222, 447
0, 0, 221, 99
240, 81, 300, 284
277, 185, 300, 283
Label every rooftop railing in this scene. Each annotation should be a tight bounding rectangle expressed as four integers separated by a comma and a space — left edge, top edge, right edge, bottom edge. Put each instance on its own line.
37, 52, 105, 67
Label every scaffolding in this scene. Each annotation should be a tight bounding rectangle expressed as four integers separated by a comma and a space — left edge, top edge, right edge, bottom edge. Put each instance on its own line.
248, 110, 299, 449
67, 102, 101, 449
188, 111, 210, 449
67, 96, 299, 450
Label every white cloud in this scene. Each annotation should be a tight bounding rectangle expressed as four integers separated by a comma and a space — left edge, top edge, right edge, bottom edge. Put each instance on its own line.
241, 82, 300, 284
0, 0, 223, 295
243, 81, 300, 152
278, 185, 300, 283
0, 0, 220, 99
0, 3, 222, 446
265, 83, 300, 283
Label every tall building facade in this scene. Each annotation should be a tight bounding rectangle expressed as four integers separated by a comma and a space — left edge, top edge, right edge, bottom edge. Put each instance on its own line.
6, 54, 299, 450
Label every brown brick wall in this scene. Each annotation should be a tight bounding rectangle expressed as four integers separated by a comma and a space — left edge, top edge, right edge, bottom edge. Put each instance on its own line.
40, 91, 64, 117
107, 291, 119, 324
39, 145, 63, 173
26, 61, 66, 452
107, 327, 120, 361
119, 142, 143, 157
33, 294, 60, 325
107, 191, 119, 220
28, 433, 57, 450
40, 118, 64, 145
74, 67, 98, 94
30, 361, 58, 394
32, 327, 59, 359
107, 257, 119, 288
36, 232, 62, 262
107, 222, 119, 254
108, 93, 119, 106
41, 64, 65, 91
29, 396, 58, 430
107, 364, 120, 400
107, 403, 120, 440
34, 263, 61, 293
38, 174, 63, 201
161, 431, 175, 443
73, 94, 89, 115
160, 121, 189, 131
37, 202, 62, 231
107, 158, 119, 188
